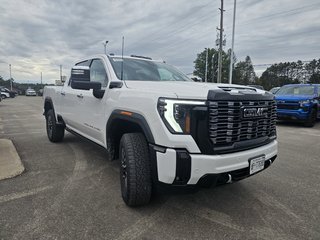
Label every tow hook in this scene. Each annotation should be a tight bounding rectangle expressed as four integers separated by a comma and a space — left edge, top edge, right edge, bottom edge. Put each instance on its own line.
226, 174, 233, 184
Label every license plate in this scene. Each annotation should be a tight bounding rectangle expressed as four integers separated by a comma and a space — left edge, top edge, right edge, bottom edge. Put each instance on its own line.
249, 155, 265, 175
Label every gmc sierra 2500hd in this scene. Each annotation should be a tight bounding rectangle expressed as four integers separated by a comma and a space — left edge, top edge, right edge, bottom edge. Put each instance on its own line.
43, 54, 278, 206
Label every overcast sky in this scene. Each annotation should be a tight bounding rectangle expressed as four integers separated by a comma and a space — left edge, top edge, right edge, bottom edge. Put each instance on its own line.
1, 0, 320, 84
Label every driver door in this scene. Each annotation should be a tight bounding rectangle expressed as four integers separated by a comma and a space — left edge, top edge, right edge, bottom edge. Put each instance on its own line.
76, 58, 109, 145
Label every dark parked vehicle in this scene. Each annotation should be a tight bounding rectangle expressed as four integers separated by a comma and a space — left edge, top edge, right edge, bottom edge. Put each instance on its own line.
0, 87, 16, 98
248, 85, 264, 90
275, 84, 320, 127
269, 87, 280, 94
38, 88, 44, 96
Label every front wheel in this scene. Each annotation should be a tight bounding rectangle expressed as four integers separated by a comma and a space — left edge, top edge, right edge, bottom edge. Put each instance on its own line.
304, 108, 317, 127
46, 109, 65, 142
119, 133, 152, 206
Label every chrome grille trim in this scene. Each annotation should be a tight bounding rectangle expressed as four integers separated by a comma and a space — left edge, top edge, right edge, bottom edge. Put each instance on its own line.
208, 100, 277, 146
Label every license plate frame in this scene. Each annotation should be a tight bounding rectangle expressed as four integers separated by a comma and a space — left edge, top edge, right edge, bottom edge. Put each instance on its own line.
249, 155, 266, 175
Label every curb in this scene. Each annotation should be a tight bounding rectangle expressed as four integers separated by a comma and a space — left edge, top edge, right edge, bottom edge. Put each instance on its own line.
0, 139, 25, 180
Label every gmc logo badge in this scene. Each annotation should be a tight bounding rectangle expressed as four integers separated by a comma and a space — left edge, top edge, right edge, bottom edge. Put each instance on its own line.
242, 107, 268, 118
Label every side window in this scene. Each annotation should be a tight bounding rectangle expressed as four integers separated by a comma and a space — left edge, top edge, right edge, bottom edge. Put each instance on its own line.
90, 59, 108, 87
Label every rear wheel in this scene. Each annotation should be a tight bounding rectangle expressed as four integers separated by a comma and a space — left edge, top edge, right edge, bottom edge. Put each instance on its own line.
304, 108, 317, 127
119, 133, 152, 206
46, 109, 65, 142
1, 94, 6, 99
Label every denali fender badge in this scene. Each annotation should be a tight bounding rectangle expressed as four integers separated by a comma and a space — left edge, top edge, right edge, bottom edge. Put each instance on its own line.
242, 107, 268, 118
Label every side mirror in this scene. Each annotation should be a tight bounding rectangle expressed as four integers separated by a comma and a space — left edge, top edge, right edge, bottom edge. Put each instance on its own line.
70, 66, 91, 90
72, 81, 102, 91
70, 66, 106, 99
109, 81, 123, 89
72, 80, 105, 99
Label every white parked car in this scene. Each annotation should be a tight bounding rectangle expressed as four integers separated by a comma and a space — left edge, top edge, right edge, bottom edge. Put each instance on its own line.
1, 91, 10, 99
43, 54, 278, 206
1, 88, 11, 99
26, 89, 37, 96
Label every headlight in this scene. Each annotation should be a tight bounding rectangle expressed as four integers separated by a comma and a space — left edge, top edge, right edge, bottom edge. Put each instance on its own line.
157, 98, 206, 134
299, 100, 310, 107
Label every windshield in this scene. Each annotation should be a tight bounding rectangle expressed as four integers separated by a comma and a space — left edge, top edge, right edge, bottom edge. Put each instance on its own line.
109, 57, 191, 81
276, 85, 315, 96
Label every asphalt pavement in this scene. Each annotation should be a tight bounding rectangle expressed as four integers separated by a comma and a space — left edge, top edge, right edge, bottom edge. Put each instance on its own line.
0, 96, 319, 240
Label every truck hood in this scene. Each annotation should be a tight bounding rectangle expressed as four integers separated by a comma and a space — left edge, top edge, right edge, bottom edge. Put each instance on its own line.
124, 81, 260, 99
275, 95, 315, 102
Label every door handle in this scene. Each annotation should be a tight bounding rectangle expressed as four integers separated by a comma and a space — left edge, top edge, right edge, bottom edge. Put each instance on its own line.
61, 92, 66, 96
77, 94, 84, 99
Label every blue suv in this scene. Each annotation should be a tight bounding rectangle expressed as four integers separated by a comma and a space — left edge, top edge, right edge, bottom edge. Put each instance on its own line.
275, 84, 320, 127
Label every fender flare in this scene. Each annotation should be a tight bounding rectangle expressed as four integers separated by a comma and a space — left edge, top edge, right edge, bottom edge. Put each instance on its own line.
106, 110, 155, 144
44, 97, 55, 116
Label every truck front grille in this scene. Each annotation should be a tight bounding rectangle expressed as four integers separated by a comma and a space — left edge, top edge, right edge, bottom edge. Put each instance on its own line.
277, 104, 299, 110
208, 100, 277, 151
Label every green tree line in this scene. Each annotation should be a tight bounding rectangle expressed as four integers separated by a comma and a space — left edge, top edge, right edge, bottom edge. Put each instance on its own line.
193, 48, 320, 90
0, 76, 47, 94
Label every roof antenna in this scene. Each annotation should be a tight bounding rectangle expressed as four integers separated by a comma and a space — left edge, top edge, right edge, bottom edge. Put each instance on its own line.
121, 36, 124, 80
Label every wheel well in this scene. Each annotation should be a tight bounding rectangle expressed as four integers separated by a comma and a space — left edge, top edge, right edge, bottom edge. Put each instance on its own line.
107, 119, 145, 160
44, 100, 65, 126
44, 100, 53, 116
310, 104, 318, 114
313, 105, 318, 116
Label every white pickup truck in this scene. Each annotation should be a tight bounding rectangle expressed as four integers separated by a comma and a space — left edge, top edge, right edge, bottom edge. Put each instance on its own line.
43, 54, 278, 206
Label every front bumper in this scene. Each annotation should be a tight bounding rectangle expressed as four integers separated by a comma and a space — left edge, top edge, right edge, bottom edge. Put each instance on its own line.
151, 140, 278, 186
277, 109, 310, 120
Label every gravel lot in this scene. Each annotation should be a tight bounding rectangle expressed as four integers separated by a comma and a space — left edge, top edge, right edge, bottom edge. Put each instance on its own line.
0, 96, 319, 240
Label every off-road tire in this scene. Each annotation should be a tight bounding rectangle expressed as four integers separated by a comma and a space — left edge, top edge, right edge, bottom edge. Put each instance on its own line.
119, 133, 152, 206
46, 109, 65, 142
304, 108, 317, 127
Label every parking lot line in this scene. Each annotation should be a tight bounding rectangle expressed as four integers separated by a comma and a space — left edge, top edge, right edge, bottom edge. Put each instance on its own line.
0, 185, 53, 204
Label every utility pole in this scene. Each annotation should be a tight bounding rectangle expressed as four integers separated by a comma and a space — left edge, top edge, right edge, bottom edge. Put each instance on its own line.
9, 64, 12, 90
60, 65, 62, 81
217, 0, 224, 84
41, 72, 43, 85
229, 0, 237, 84
212, 53, 215, 82
205, 48, 208, 82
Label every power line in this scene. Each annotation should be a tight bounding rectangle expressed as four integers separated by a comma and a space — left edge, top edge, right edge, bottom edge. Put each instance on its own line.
127, 1, 217, 49
151, 25, 214, 55
133, 14, 219, 55
224, 2, 320, 29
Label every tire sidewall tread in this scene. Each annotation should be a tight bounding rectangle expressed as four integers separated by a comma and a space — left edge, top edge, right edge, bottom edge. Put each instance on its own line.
46, 109, 65, 142
304, 108, 317, 127
120, 133, 152, 206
